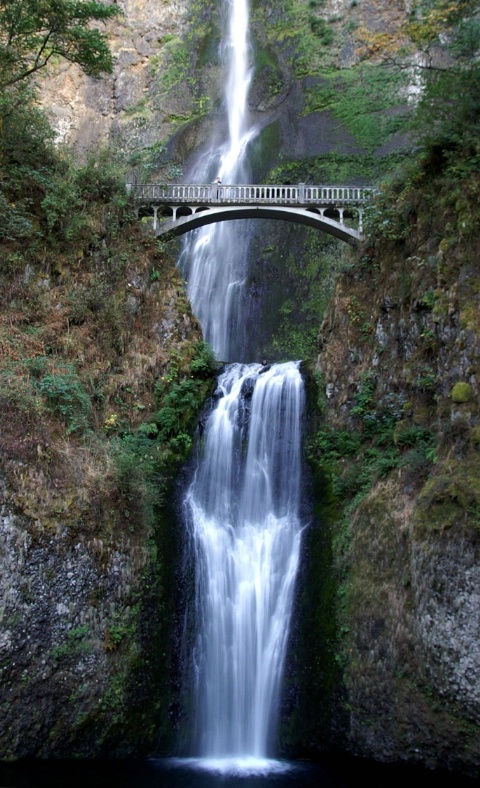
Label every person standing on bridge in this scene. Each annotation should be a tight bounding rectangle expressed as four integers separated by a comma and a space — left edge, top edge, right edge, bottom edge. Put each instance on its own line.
213, 175, 221, 200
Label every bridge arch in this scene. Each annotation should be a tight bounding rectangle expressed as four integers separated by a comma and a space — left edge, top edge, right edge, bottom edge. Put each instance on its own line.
155, 205, 362, 245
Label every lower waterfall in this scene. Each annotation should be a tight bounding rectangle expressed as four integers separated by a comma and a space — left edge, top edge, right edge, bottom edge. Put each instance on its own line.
184, 361, 304, 765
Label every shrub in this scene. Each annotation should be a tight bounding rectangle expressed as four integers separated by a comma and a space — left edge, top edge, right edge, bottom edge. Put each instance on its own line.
32, 364, 92, 433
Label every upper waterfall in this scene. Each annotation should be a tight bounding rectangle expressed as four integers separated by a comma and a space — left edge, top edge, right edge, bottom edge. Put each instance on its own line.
178, 0, 256, 361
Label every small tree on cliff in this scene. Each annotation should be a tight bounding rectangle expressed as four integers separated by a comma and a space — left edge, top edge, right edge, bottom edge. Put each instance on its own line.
0, 0, 119, 89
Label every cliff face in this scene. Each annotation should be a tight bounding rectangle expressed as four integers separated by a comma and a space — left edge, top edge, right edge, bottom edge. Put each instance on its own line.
40, 0, 189, 154
0, 179, 213, 755
41, 0, 411, 172
306, 153, 480, 774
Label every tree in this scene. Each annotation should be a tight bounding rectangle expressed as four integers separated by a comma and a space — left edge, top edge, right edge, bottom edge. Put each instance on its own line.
0, 0, 119, 89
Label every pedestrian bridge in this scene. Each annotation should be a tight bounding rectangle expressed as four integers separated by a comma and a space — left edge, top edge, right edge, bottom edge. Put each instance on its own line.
127, 182, 373, 245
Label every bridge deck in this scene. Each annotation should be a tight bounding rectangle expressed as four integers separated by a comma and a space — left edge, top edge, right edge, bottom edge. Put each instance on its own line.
127, 182, 373, 207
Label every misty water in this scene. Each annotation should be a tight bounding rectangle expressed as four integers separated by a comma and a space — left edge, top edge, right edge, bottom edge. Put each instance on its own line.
185, 362, 304, 764
177, 0, 257, 360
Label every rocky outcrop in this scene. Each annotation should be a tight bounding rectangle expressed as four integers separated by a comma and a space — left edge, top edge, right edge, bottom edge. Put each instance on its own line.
41, 0, 190, 154
0, 206, 209, 755
0, 489, 151, 756
307, 162, 480, 774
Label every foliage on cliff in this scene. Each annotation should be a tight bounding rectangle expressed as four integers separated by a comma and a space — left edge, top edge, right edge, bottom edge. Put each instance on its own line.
301, 2, 480, 769
0, 67, 217, 753
308, 0, 480, 544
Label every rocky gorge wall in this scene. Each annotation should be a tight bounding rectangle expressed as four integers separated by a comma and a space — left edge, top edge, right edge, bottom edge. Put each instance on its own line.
0, 180, 215, 756
299, 155, 480, 775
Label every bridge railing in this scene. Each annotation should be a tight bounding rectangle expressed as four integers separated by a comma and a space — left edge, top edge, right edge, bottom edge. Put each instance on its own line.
127, 183, 374, 205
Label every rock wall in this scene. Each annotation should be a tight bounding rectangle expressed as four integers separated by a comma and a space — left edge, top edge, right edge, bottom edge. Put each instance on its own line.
304, 158, 480, 775
0, 201, 211, 756
0, 488, 152, 756
41, 0, 189, 154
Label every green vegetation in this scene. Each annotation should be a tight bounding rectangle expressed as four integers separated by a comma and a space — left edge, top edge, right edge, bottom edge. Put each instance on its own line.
256, 229, 353, 361
414, 458, 480, 534
148, 0, 219, 120
451, 382, 473, 404
49, 625, 92, 662
0, 90, 131, 248
0, 0, 118, 89
110, 340, 217, 525
308, 372, 437, 516
304, 65, 409, 152
251, 0, 339, 74
296, 1, 480, 758
33, 360, 93, 433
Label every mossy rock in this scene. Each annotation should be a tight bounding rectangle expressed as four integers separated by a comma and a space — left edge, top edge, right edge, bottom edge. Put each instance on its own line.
414, 458, 480, 534
413, 403, 434, 426
451, 381, 473, 403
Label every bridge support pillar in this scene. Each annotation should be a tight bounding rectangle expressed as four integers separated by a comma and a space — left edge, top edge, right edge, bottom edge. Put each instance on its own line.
152, 206, 159, 231
338, 207, 345, 224
358, 209, 364, 234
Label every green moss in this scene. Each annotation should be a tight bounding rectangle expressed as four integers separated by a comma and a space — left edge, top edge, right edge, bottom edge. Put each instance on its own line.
246, 222, 352, 361
280, 371, 345, 754
414, 458, 480, 533
111, 340, 217, 524
267, 151, 407, 186
248, 120, 282, 181
304, 66, 410, 152
451, 381, 473, 403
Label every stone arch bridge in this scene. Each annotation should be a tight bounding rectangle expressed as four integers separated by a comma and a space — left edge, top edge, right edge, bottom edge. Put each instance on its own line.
127, 182, 373, 245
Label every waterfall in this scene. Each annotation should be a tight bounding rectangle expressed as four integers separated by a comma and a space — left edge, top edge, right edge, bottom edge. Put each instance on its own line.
178, 0, 256, 362
185, 363, 304, 763
178, 0, 305, 771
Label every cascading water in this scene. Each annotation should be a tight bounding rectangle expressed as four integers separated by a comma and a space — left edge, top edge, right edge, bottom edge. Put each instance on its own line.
177, 0, 257, 361
178, 0, 305, 772
186, 363, 304, 764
